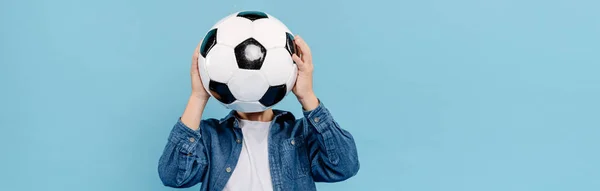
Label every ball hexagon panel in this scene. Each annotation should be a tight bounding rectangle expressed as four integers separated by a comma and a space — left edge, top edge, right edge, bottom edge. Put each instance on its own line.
205, 44, 238, 83
260, 47, 294, 86
209, 80, 236, 104
234, 38, 267, 70
197, 53, 211, 94
252, 18, 291, 50
265, 13, 292, 32
215, 17, 253, 47
228, 70, 269, 102
210, 14, 234, 29
259, 84, 287, 107
236, 11, 269, 21
227, 101, 267, 113
285, 64, 298, 92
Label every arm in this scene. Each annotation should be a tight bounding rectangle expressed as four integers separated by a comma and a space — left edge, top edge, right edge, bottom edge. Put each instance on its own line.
302, 97, 360, 182
158, 96, 209, 188
290, 35, 359, 182
158, 42, 212, 188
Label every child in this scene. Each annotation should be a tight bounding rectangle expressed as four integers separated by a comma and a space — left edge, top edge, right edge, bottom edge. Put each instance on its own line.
158, 35, 359, 191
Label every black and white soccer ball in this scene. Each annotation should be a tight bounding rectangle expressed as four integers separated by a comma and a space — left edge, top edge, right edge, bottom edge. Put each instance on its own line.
198, 11, 298, 113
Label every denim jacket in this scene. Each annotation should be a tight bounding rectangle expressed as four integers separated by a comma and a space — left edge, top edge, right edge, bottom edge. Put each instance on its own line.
158, 100, 360, 191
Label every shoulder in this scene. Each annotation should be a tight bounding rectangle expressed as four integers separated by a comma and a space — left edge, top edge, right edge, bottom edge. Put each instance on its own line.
280, 100, 334, 125
271, 109, 311, 136
272, 109, 305, 125
199, 110, 236, 129
198, 117, 232, 136
200, 118, 222, 128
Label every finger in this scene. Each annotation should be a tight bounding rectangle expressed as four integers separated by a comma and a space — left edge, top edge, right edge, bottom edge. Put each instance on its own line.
294, 35, 312, 63
295, 44, 303, 59
292, 54, 305, 69
195, 41, 201, 53
193, 41, 202, 61
293, 36, 303, 59
191, 41, 202, 73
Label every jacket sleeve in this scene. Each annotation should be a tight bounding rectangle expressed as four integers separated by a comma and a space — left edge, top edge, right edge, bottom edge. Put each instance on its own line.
303, 100, 360, 182
158, 118, 209, 188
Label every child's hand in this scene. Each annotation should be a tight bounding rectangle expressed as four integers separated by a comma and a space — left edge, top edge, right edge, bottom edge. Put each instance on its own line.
291, 35, 319, 111
191, 42, 210, 100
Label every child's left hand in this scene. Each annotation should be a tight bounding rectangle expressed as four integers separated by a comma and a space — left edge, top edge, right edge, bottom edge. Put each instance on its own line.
291, 35, 319, 111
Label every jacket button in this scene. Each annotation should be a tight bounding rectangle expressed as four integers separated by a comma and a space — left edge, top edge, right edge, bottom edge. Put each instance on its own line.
236, 139, 241, 144
226, 167, 232, 173
291, 140, 295, 145
189, 137, 195, 143
314, 117, 320, 123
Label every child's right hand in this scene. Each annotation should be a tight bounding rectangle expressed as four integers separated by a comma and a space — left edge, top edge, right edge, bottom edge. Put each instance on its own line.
191, 42, 210, 100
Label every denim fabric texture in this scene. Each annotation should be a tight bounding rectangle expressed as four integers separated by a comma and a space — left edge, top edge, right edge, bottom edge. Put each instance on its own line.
158, 100, 360, 191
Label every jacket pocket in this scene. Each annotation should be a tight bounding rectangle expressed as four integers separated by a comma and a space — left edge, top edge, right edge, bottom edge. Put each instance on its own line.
280, 135, 310, 179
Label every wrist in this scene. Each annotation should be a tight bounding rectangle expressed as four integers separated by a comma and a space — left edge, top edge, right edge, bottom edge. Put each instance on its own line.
190, 93, 210, 102
298, 92, 318, 111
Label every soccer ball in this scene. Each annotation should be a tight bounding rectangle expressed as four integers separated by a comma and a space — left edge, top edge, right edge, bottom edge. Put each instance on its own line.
198, 11, 298, 113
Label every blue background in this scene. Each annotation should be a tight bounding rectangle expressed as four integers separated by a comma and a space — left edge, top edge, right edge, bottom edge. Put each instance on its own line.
1, 0, 599, 190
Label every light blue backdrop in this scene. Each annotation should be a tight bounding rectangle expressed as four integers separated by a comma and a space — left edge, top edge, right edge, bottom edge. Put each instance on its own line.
1, 0, 599, 190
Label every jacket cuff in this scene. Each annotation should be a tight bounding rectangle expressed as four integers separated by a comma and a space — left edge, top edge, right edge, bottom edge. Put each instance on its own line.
168, 118, 202, 154
303, 100, 333, 133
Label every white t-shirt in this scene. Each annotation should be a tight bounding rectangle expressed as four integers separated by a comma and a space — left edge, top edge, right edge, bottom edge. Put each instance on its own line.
223, 119, 273, 191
